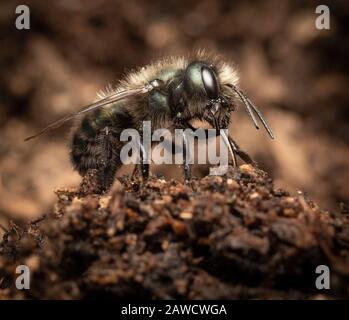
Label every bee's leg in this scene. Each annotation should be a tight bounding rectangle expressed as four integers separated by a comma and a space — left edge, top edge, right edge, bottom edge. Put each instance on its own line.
186, 122, 253, 165
131, 132, 150, 181
139, 138, 150, 180
185, 121, 237, 167
215, 129, 236, 168
228, 136, 254, 165
132, 163, 149, 181
182, 131, 191, 181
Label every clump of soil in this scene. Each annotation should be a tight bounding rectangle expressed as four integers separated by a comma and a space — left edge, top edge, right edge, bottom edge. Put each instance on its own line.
1, 165, 349, 299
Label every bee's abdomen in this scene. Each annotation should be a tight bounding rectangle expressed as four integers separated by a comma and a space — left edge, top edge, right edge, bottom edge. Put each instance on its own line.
70, 107, 133, 179
70, 132, 90, 173
70, 115, 102, 174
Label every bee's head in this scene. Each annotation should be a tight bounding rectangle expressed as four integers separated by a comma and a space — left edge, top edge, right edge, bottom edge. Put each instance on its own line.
181, 61, 231, 121
184, 61, 219, 100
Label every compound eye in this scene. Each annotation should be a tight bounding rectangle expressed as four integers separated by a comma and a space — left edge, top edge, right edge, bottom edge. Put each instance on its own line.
201, 66, 219, 99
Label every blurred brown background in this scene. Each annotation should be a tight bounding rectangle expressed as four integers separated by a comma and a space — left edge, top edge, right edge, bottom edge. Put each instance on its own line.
0, 0, 348, 220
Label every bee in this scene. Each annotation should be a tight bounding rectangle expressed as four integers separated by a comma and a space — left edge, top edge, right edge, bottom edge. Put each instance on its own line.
25, 51, 274, 192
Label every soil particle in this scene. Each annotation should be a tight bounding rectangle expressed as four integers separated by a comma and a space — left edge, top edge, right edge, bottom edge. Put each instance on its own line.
1, 165, 349, 299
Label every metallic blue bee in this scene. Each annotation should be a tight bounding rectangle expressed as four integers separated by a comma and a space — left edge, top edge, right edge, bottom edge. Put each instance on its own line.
26, 51, 274, 192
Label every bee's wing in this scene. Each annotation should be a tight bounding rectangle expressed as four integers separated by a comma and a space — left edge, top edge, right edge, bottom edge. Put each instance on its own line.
232, 86, 274, 139
24, 86, 148, 141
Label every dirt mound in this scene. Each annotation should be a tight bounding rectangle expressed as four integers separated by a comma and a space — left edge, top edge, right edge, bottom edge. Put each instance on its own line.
1, 165, 349, 299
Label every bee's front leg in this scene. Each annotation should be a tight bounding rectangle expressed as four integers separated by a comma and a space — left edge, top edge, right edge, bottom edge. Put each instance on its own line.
228, 136, 254, 165
186, 120, 253, 167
